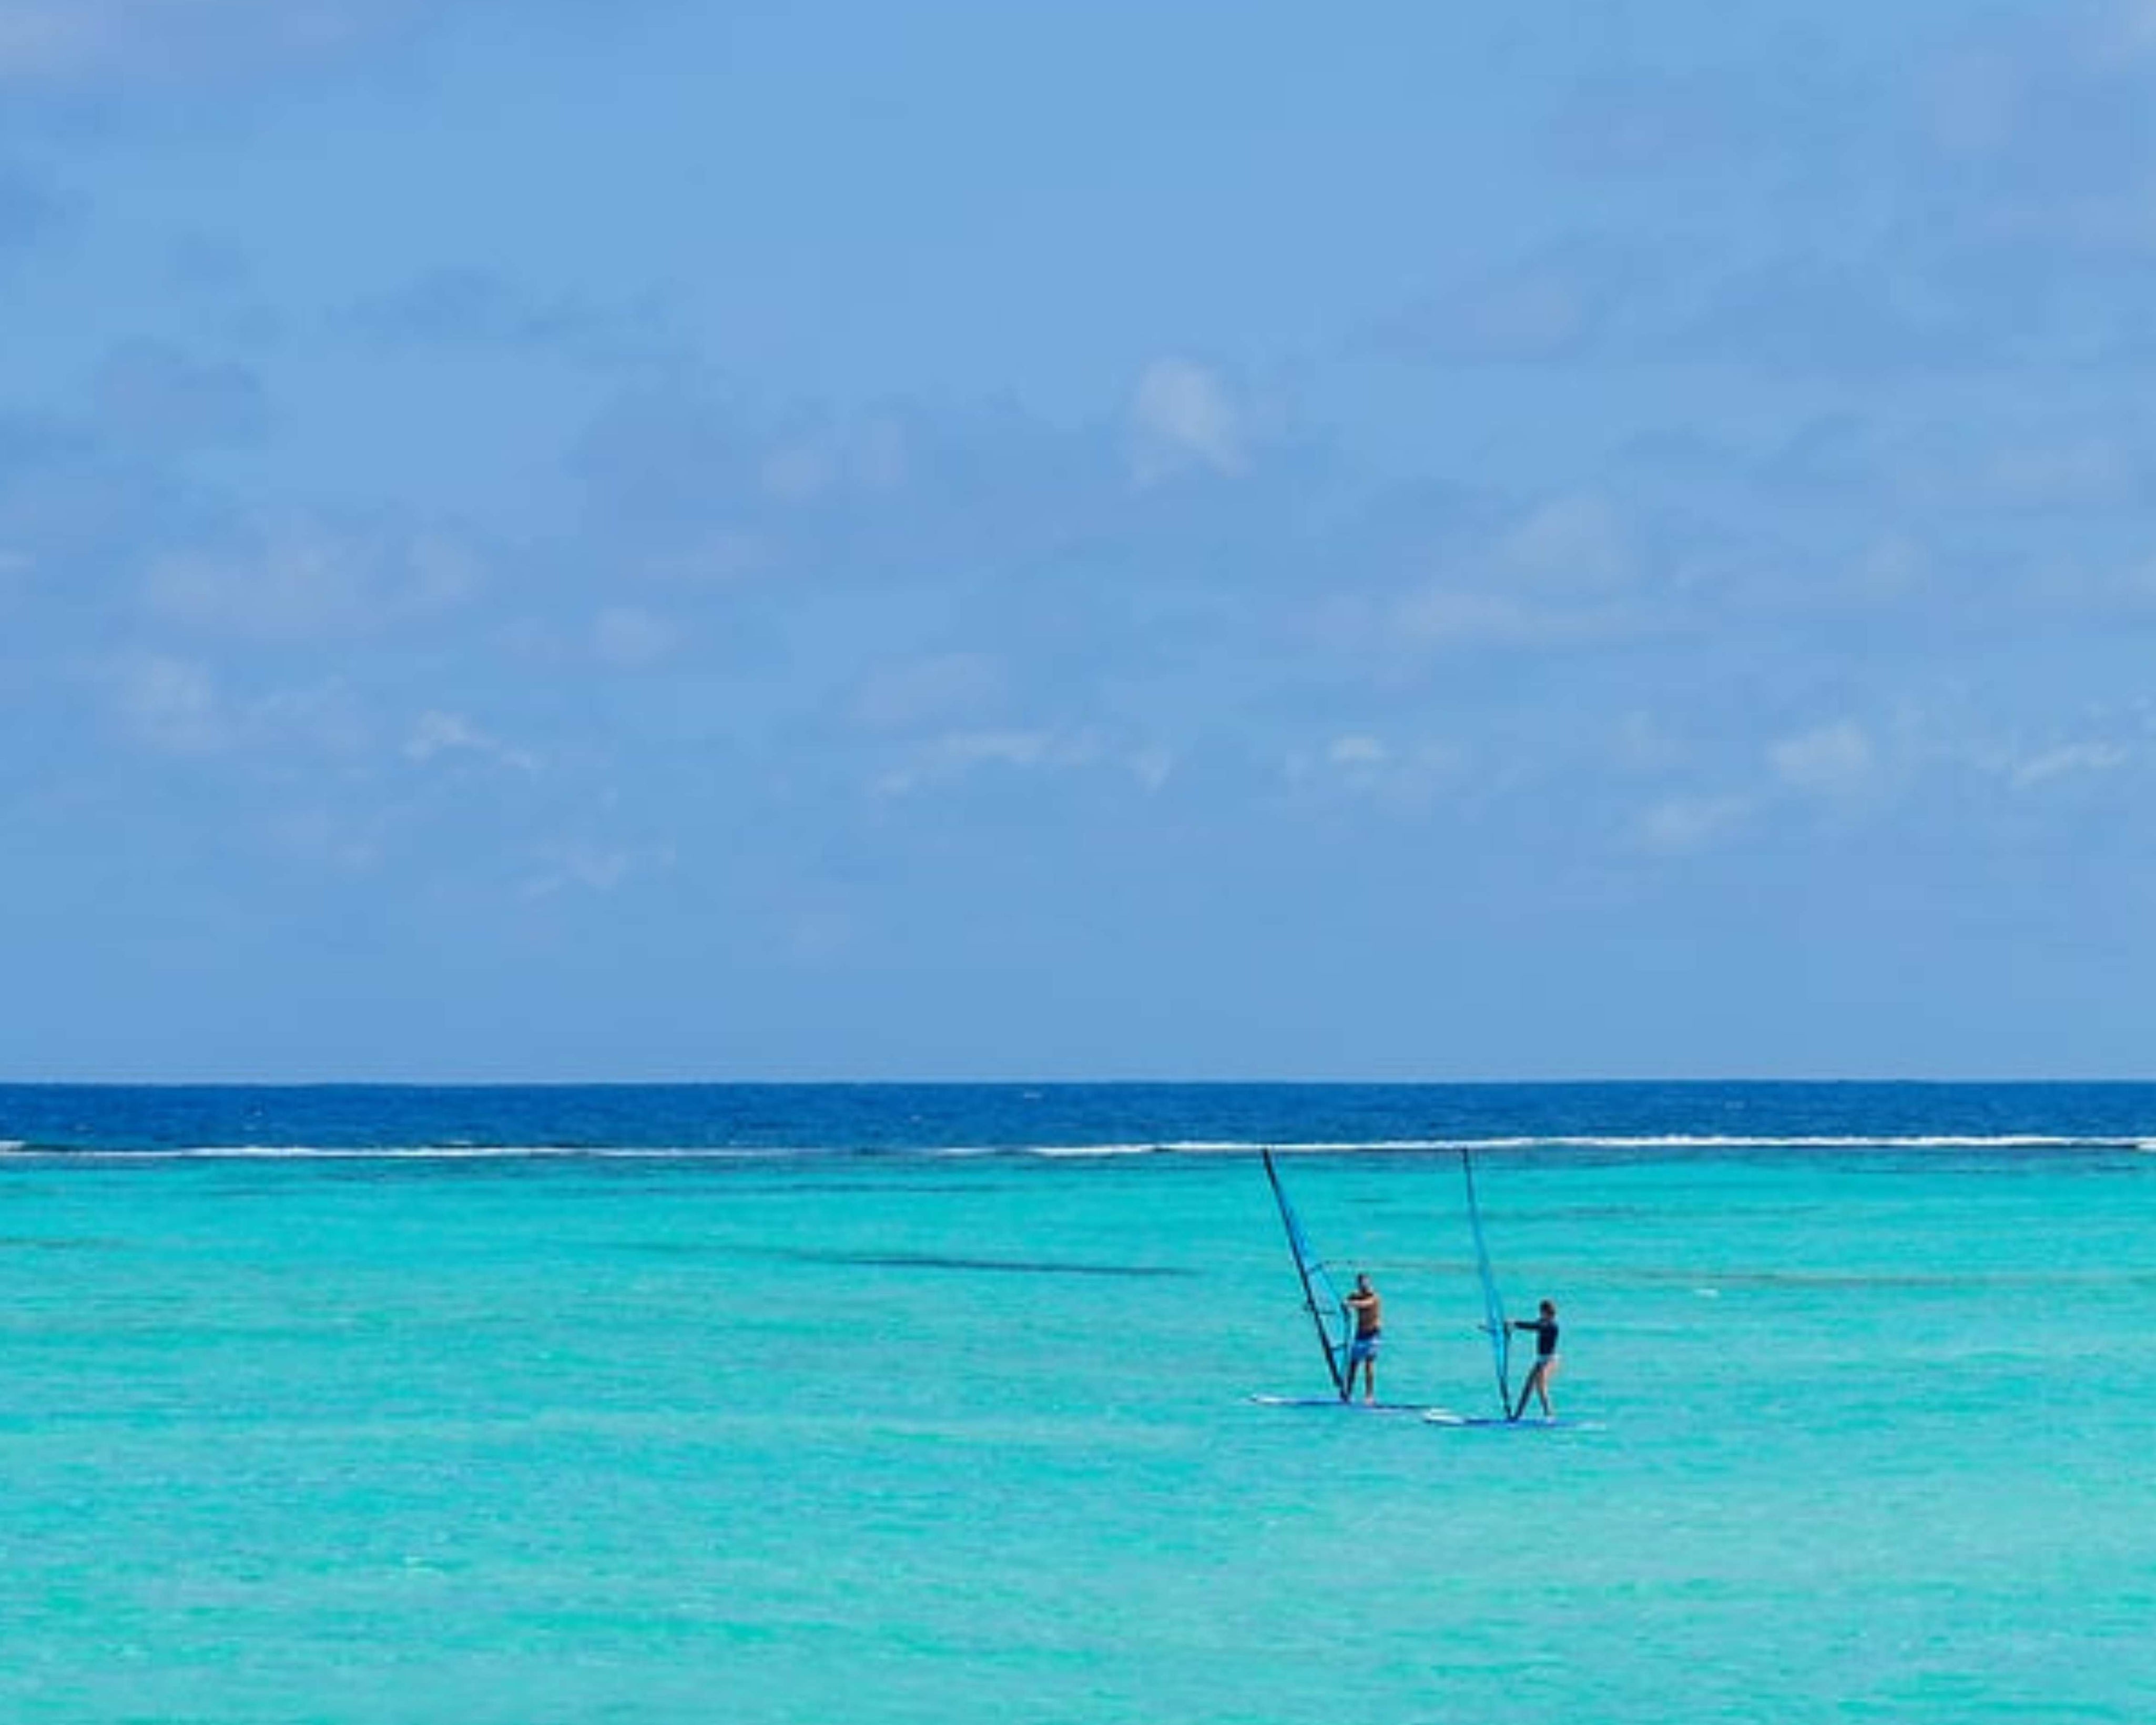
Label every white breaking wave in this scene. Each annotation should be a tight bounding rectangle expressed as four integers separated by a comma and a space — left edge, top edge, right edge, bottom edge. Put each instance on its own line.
1016, 1133, 2149, 1157
7, 1133, 2149, 1162
35, 1143, 825, 1162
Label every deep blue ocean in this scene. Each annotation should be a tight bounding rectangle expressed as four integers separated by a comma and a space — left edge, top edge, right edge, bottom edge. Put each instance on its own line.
3, 1082, 2151, 1723
6, 1078, 2154, 1160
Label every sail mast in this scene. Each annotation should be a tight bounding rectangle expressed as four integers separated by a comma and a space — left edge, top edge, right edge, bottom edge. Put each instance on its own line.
1261, 1149, 1350, 1400
1460, 1146, 1512, 1418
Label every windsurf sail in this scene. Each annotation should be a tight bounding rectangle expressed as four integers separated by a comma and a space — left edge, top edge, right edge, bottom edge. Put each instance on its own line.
1260, 1149, 1351, 1400
1459, 1146, 1512, 1418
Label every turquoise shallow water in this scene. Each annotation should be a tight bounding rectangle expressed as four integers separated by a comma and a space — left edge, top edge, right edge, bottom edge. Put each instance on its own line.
2, 1092, 2153, 1722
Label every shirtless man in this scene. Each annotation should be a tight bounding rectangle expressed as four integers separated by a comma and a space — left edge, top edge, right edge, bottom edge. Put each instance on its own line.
1344, 1273, 1382, 1403
1509, 1298, 1561, 1421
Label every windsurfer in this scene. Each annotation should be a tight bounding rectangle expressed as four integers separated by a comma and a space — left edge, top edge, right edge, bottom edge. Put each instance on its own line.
1344, 1273, 1383, 1403
1508, 1298, 1560, 1420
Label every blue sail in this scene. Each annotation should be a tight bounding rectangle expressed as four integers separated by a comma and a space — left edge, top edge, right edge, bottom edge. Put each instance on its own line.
1460, 1146, 1512, 1418
1261, 1149, 1351, 1399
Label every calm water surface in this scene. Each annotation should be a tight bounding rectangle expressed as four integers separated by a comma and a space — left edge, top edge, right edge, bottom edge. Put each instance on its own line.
1, 1084, 2150, 1723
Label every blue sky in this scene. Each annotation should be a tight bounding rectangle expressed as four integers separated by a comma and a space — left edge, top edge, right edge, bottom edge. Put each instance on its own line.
5, 0, 2155, 1080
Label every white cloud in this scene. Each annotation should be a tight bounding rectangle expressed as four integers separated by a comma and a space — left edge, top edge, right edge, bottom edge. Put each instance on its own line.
1771, 721, 1876, 796
872, 728, 1099, 798
1283, 733, 1466, 807
94, 651, 383, 759
143, 517, 484, 644
2007, 740, 2131, 787
105, 652, 228, 753
1127, 744, 1175, 793
1499, 494, 1635, 591
146, 533, 363, 643
1392, 584, 1626, 651
404, 709, 538, 776
522, 840, 676, 900
1129, 358, 1245, 484
1631, 793, 1751, 855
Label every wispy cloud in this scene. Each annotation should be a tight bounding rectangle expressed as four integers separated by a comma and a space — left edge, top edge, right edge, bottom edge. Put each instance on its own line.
94, 652, 380, 760
403, 709, 539, 777
1280, 733, 1469, 810
1998, 738, 2133, 788
1498, 494, 1637, 591
872, 728, 1101, 799
101, 651, 229, 754
1127, 743, 1174, 794
143, 516, 483, 644
1770, 721, 1877, 798
521, 839, 675, 900
1630, 793, 1752, 856
1128, 358, 1246, 484
13, 0, 2156, 1079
